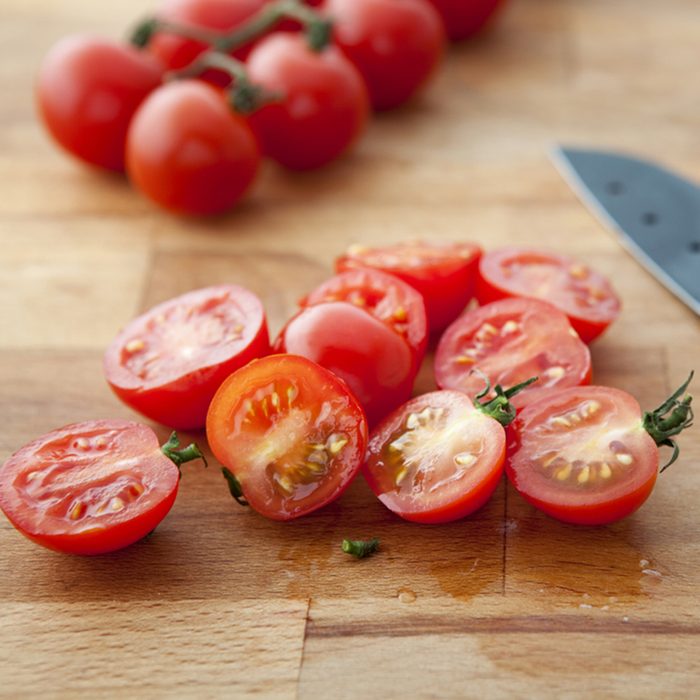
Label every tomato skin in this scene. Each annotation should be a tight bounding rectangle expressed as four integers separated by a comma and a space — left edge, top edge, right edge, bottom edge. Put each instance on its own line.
324, 0, 445, 111
0, 421, 181, 555
435, 297, 592, 409
477, 248, 621, 343
363, 391, 505, 523
126, 80, 260, 215
246, 33, 370, 170
426, 0, 508, 41
274, 302, 417, 426
104, 285, 270, 430
336, 241, 482, 332
36, 36, 164, 171
206, 354, 368, 520
506, 386, 659, 525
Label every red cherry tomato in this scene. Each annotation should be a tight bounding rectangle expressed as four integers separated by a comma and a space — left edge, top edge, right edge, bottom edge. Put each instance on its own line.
303, 268, 428, 365
324, 0, 445, 111
0, 421, 190, 555
435, 298, 592, 409
104, 285, 270, 430
274, 302, 417, 426
507, 386, 659, 525
426, 0, 508, 41
363, 390, 505, 523
246, 33, 369, 170
336, 241, 482, 332
206, 354, 368, 520
477, 248, 621, 343
36, 36, 164, 171
126, 80, 260, 215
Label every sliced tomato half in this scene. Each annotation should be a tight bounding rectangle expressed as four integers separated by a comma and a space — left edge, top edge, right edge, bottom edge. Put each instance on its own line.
336, 240, 482, 332
506, 386, 659, 525
435, 298, 592, 409
0, 420, 183, 555
477, 247, 621, 343
363, 390, 505, 523
104, 285, 270, 430
206, 354, 368, 520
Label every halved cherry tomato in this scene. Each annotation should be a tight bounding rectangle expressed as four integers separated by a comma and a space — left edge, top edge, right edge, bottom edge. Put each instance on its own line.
477, 248, 621, 343
303, 268, 428, 365
246, 33, 369, 170
274, 302, 417, 426
336, 241, 482, 332
0, 421, 202, 555
507, 387, 659, 525
426, 0, 508, 41
104, 285, 270, 430
37, 36, 165, 171
324, 0, 445, 111
435, 298, 591, 408
206, 354, 368, 520
363, 390, 506, 523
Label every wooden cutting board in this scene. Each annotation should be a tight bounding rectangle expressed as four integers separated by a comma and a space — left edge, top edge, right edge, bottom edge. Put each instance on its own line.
2, 0, 699, 697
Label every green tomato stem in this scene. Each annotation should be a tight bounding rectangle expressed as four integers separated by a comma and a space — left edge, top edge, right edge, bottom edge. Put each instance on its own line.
472, 371, 538, 427
222, 467, 249, 507
342, 538, 380, 559
161, 432, 207, 474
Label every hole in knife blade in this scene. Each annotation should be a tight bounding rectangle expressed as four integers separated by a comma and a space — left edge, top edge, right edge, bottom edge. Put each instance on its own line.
642, 212, 659, 226
606, 181, 625, 195
689, 241, 700, 254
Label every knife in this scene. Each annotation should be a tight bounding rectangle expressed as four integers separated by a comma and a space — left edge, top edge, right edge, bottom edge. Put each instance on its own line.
551, 146, 700, 316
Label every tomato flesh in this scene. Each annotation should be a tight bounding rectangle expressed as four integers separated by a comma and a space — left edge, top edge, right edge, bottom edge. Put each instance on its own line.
363, 391, 505, 523
336, 241, 481, 332
274, 302, 416, 426
303, 268, 428, 365
206, 354, 368, 520
0, 420, 180, 555
507, 386, 658, 525
477, 248, 621, 343
104, 285, 270, 430
435, 298, 591, 409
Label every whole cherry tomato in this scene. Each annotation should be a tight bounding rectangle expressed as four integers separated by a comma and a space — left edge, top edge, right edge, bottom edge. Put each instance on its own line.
126, 80, 260, 215
37, 36, 164, 171
246, 33, 369, 170
323, 0, 445, 111
426, 0, 508, 41
104, 285, 270, 430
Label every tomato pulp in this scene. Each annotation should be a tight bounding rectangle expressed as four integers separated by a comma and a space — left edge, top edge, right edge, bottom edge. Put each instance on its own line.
104, 285, 270, 430
206, 354, 368, 520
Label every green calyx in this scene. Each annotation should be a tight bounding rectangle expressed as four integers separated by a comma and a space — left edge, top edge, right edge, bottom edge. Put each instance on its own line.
222, 468, 249, 507
161, 432, 207, 473
643, 371, 694, 472
473, 372, 538, 427
341, 538, 380, 559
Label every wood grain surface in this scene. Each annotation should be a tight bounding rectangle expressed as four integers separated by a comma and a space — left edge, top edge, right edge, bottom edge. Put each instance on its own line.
2, 0, 700, 698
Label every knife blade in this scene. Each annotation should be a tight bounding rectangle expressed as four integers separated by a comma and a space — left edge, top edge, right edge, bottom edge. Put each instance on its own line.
551, 146, 700, 316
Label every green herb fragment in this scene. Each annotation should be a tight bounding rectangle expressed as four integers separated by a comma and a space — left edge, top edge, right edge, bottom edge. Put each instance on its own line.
342, 538, 380, 559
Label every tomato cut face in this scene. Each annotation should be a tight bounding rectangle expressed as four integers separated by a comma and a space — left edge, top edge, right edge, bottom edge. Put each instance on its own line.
104, 285, 270, 430
477, 248, 621, 343
435, 298, 591, 409
274, 302, 416, 426
363, 391, 505, 523
507, 386, 659, 525
336, 241, 482, 332
303, 268, 428, 364
206, 354, 368, 520
0, 420, 181, 555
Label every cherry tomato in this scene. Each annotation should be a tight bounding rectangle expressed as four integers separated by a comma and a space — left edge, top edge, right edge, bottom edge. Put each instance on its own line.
507, 386, 660, 525
303, 268, 428, 365
126, 80, 260, 215
336, 241, 482, 333
477, 248, 621, 343
0, 421, 198, 555
104, 285, 270, 430
246, 33, 369, 170
435, 298, 592, 409
275, 302, 417, 426
426, 0, 508, 41
206, 354, 368, 520
363, 390, 505, 523
37, 36, 164, 171
324, 0, 445, 111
